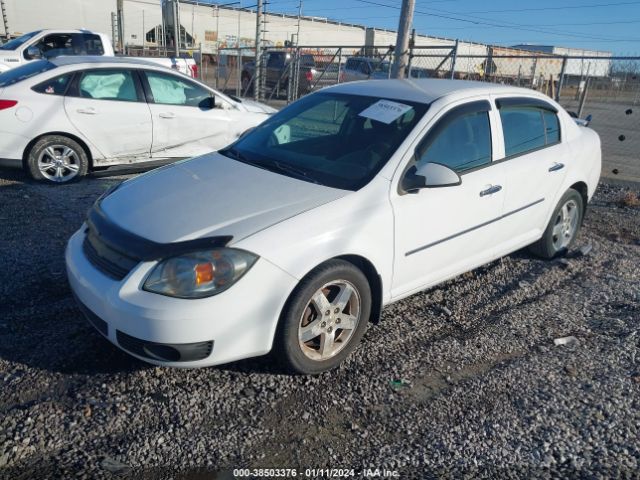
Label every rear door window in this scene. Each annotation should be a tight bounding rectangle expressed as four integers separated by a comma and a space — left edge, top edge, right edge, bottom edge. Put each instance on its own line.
77, 69, 139, 102
500, 107, 547, 157
498, 99, 562, 157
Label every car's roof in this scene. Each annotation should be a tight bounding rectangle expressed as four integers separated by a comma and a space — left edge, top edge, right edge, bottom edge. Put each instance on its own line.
325, 78, 543, 104
50, 55, 163, 69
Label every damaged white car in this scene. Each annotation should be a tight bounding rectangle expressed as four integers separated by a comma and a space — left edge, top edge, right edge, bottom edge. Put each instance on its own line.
0, 56, 275, 183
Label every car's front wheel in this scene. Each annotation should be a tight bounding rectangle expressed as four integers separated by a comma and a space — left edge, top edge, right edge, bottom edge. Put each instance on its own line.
529, 188, 584, 259
26, 135, 88, 184
275, 260, 371, 374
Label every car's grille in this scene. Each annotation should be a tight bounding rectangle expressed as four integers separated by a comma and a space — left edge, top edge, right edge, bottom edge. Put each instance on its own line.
116, 330, 214, 362
82, 229, 139, 281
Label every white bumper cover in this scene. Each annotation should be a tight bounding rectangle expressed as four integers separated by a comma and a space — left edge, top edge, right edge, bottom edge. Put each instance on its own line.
65, 228, 298, 367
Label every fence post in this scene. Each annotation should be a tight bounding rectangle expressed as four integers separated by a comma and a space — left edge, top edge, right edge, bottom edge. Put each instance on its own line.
450, 39, 459, 80
293, 47, 301, 102
199, 43, 203, 81
578, 76, 591, 118
236, 48, 241, 97
337, 47, 343, 83
407, 29, 415, 78
556, 56, 568, 102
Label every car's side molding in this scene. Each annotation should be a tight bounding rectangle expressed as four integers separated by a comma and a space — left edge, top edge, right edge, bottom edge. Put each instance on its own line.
405, 197, 545, 257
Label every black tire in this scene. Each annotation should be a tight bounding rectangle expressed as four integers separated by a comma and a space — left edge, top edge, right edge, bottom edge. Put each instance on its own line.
529, 188, 584, 259
26, 135, 88, 184
275, 260, 372, 374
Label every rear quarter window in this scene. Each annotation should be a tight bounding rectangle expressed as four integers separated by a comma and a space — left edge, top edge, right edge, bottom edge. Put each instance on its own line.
32, 73, 73, 96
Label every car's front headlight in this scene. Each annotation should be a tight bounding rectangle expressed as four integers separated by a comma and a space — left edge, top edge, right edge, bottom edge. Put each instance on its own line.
143, 249, 258, 299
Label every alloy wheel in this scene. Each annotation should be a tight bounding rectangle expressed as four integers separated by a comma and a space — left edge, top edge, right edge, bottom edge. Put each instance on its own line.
37, 145, 81, 183
551, 199, 579, 250
298, 280, 361, 361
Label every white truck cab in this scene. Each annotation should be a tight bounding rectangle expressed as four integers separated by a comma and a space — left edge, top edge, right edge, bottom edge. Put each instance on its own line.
0, 29, 198, 78
0, 30, 114, 72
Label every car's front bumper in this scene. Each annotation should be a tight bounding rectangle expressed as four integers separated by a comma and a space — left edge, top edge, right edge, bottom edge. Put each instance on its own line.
65, 228, 298, 368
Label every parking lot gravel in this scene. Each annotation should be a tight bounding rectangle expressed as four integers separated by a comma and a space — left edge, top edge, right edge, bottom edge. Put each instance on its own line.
0, 168, 639, 479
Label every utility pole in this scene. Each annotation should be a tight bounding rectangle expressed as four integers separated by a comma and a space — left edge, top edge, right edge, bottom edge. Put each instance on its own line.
1, 0, 10, 38
254, 0, 263, 101
392, 0, 414, 79
173, 0, 180, 56
117, 0, 125, 53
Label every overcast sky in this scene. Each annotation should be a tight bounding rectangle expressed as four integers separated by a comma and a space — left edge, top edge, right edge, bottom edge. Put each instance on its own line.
207, 0, 640, 53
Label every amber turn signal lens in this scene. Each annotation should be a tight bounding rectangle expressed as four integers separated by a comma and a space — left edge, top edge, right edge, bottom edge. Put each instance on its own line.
195, 263, 214, 285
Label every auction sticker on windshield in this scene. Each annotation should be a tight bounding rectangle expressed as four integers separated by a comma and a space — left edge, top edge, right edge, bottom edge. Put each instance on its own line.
358, 99, 413, 124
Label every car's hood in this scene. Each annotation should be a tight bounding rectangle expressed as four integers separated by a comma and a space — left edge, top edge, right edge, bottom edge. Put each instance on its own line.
100, 153, 348, 244
238, 99, 277, 114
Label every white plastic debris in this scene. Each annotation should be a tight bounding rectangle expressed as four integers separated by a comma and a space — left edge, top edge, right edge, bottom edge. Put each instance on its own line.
554, 336, 578, 346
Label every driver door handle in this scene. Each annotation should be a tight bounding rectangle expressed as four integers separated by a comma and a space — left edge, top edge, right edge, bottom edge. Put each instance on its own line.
76, 107, 96, 115
548, 163, 565, 172
159, 112, 176, 119
480, 185, 502, 197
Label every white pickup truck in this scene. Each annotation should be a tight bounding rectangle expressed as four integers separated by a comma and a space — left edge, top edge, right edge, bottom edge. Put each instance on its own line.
0, 29, 198, 77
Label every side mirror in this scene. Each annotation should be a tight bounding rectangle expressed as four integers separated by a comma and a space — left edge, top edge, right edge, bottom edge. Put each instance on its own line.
401, 162, 461, 193
26, 46, 42, 60
200, 96, 216, 110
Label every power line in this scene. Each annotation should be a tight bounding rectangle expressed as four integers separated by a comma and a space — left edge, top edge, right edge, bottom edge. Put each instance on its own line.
461, 1, 640, 14
352, 0, 640, 42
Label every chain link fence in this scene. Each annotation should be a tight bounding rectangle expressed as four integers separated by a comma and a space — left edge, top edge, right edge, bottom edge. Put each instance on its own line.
196, 44, 639, 182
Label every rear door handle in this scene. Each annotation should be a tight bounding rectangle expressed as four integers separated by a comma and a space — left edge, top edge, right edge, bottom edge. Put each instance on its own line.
480, 185, 502, 197
159, 112, 175, 119
76, 107, 96, 115
548, 163, 565, 172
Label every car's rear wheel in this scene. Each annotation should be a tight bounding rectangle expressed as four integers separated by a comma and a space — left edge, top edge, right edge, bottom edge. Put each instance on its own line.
26, 135, 88, 184
529, 188, 584, 259
275, 260, 371, 374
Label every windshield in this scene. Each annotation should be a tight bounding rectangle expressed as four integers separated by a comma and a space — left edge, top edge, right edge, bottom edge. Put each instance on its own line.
220, 92, 429, 190
0, 31, 42, 51
0, 60, 56, 87
374, 62, 391, 73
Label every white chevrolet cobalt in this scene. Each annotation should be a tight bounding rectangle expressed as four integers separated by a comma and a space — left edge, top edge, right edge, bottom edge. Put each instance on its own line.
0, 57, 275, 183
66, 79, 601, 374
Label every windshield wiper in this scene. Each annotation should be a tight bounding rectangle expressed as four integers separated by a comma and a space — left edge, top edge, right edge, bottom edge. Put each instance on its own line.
271, 161, 322, 185
220, 148, 322, 185
219, 146, 247, 161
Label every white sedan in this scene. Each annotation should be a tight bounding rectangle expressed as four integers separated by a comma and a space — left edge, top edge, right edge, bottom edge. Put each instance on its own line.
0, 56, 275, 183
66, 79, 601, 374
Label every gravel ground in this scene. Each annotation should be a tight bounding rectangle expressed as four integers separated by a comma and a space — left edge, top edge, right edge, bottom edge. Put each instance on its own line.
0, 168, 639, 479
